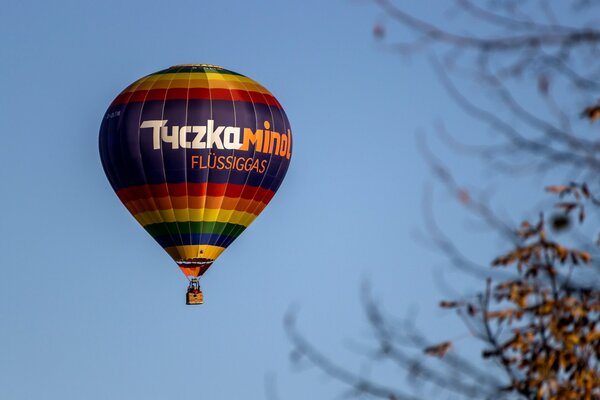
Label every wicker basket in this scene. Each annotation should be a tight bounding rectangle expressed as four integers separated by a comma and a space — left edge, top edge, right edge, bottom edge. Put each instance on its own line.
186, 290, 204, 305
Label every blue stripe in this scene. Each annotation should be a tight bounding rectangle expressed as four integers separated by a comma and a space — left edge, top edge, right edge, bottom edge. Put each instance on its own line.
153, 233, 239, 249
99, 99, 291, 192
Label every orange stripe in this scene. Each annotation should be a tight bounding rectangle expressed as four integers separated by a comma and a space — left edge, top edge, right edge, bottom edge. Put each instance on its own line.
111, 87, 282, 108
117, 183, 275, 204
125, 195, 267, 215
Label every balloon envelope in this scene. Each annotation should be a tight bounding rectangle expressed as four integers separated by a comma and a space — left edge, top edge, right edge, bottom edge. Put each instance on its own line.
99, 65, 292, 277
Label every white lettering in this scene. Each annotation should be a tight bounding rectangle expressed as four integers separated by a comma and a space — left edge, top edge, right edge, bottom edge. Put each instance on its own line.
191, 126, 206, 149
178, 126, 192, 149
206, 119, 224, 149
140, 120, 168, 150
141, 120, 245, 150
224, 127, 242, 149
161, 125, 178, 149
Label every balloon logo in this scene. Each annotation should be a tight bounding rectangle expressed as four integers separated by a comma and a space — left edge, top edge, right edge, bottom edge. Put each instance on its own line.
99, 65, 292, 303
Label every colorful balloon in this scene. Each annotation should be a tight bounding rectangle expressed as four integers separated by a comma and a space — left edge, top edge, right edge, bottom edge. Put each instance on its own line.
99, 64, 292, 299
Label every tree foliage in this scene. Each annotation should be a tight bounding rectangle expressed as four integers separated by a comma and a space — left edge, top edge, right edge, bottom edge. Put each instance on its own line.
286, 2, 600, 399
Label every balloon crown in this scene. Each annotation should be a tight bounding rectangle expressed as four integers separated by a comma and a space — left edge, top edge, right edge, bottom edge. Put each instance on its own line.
170, 64, 224, 69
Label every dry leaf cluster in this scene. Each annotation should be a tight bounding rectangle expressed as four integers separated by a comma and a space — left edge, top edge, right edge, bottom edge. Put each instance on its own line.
440, 208, 599, 399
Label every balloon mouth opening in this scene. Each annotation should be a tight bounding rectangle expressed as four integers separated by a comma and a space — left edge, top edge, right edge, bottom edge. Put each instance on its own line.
178, 258, 214, 278
178, 258, 214, 265
170, 64, 224, 69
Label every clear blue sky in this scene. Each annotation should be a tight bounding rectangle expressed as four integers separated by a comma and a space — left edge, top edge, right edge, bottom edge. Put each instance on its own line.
0, 1, 554, 399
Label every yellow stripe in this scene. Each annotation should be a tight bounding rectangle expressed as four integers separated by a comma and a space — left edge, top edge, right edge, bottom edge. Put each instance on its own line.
133, 208, 258, 227
122, 71, 267, 93
129, 78, 269, 93
165, 245, 226, 261
140, 72, 263, 86
131, 208, 179, 227
122, 72, 265, 93
126, 74, 271, 94
131, 210, 165, 226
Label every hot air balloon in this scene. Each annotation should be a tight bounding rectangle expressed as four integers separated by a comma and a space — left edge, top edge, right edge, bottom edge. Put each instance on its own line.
99, 64, 292, 304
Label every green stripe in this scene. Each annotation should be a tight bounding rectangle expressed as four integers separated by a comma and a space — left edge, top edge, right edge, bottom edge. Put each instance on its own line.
226, 224, 248, 241
144, 221, 246, 237
152, 66, 244, 76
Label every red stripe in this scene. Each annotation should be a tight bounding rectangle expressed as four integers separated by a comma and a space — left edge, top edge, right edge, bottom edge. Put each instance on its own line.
111, 88, 282, 108
116, 183, 275, 204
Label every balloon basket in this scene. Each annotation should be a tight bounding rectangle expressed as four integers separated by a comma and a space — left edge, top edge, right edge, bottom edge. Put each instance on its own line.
186, 278, 204, 305
186, 290, 203, 305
